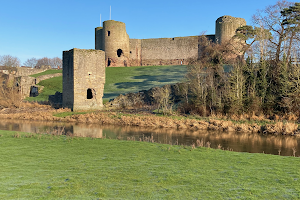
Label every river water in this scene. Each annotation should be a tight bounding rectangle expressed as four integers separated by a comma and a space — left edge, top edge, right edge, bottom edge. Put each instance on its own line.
0, 119, 299, 156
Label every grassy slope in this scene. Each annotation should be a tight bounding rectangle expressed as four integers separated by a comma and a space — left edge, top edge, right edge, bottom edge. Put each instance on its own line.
26, 76, 62, 102
104, 65, 187, 101
26, 65, 187, 102
0, 130, 299, 199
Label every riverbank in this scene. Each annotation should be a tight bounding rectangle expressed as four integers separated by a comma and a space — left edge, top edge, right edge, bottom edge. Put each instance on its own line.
0, 103, 299, 136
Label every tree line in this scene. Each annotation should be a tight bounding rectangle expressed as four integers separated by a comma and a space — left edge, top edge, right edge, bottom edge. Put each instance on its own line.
0, 55, 62, 68
178, 1, 300, 117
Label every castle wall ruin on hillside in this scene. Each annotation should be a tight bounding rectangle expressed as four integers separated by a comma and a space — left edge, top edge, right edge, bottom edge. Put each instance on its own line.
95, 15, 246, 67
59, 15, 245, 111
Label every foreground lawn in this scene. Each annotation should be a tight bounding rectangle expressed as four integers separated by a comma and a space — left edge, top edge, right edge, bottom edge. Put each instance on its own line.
0, 130, 299, 199
26, 65, 187, 102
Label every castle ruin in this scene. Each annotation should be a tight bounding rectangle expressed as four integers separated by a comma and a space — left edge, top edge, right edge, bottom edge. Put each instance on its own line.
62, 49, 105, 111
62, 15, 245, 111
95, 15, 246, 67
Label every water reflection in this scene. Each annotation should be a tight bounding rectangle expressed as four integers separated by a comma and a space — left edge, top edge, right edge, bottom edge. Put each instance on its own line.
0, 119, 299, 156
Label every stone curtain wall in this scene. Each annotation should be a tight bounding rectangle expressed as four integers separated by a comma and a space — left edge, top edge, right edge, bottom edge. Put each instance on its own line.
95, 16, 246, 67
16, 67, 48, 77
63, 48, 105, 111
129, 39, 142, 66
129, 36, 199, 66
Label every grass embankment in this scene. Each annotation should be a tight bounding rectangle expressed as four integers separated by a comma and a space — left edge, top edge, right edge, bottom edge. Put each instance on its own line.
0, 130, 299, 199
26, 65, 187, 102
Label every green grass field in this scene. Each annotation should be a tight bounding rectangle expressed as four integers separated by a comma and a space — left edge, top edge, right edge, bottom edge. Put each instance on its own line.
26, 65, 187, 102
0, 130, 299, 199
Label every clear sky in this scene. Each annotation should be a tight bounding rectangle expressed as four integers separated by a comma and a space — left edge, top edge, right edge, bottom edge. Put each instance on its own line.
0, 0, 287, 64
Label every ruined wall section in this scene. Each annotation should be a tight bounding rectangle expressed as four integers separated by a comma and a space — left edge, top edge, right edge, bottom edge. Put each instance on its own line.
63, 48, 105, 111
16, 66, 51, 77
129, 39, 142, 66
139, 36, 199, 66
20, 76, 36, 99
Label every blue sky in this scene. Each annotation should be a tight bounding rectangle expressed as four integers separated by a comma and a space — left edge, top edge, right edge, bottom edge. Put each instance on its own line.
0, 0, 286, 64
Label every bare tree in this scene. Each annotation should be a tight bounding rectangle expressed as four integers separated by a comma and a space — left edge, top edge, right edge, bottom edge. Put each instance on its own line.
51, 57, 62, 68
252, 0, 293, 63
35, 57, 62, 68
36, 57, 52, 68
23, 58, 38, 68
0, 55, 21, 67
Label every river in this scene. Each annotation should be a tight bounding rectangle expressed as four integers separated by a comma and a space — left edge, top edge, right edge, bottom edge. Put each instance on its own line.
0, 119, 299, 156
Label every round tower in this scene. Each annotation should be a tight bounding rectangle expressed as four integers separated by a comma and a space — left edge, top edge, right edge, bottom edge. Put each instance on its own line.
215, 16, 246, 44
95, 27, 104, 50
96, 20, 130, 67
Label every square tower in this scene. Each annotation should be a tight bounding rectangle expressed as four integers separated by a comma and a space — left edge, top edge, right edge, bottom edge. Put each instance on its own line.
63, 48, 105, 111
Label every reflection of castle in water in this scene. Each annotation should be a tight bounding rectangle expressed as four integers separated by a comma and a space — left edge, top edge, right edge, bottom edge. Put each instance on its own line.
73, 124, 103, 138
0, 120, 298, 156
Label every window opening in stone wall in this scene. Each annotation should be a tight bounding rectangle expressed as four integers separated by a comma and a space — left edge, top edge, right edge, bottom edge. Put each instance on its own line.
108, 58, 112, 66
87, 88, 93, 99
130, 51, 132, 54
172, 38, 175, 40
107, 31, 110, 36
117, 49, 123, 57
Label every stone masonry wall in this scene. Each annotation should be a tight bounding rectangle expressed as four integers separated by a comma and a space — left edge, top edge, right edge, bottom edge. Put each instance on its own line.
62, 50, 74, 109
20, 76, 36, 99
128, 36, 199, 66
129, 39, 142, 66
215, 15, 246, 44
16, 66, 51, 77
63, 48, 105, 111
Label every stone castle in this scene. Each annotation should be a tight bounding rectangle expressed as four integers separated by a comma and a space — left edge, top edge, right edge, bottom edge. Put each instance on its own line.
62, 15, 246, 111
95, 15, 246, 67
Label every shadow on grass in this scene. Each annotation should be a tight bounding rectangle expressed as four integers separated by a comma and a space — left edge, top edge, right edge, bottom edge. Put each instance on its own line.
115, 70, 186, 90
103, 93, 125, 99
103, 65, 187, 100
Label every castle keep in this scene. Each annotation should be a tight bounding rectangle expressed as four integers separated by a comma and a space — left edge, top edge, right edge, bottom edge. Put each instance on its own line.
62, 49, 105, 111
95, 15, 246, 67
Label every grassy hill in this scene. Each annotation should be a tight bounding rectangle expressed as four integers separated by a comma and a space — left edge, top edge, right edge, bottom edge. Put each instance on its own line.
26, 65, 187, 103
